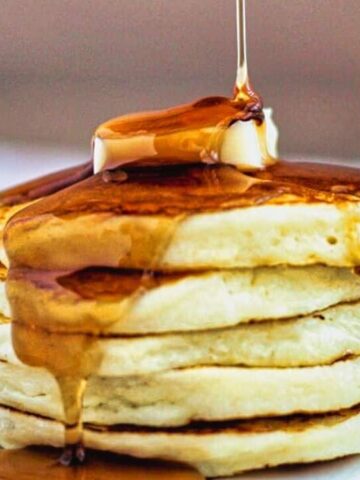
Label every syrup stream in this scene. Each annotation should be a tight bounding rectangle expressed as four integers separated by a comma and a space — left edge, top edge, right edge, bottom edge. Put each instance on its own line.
236, 0, 248, 95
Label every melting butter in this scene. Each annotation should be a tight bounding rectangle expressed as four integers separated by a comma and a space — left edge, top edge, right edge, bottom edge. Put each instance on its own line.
93, 97, 279, 173
220, 108, 278, 169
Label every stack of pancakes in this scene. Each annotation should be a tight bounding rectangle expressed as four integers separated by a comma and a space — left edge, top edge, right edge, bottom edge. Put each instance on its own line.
2, 161, 360, 477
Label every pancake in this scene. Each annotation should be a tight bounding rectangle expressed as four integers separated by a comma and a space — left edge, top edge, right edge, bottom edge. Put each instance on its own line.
0, 353, 360, 426
5, 161, 360, 272
1, 404, 360, 477
4, 299, 360, 374
1, 300, 360, 374
6, 265, 360, 334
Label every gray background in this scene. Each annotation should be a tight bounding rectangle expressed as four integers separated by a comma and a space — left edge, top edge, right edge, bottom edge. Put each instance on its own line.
1, 0, 359, 161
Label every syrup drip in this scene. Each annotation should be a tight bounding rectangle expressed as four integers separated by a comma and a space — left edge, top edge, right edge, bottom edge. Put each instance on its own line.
236, 0, 248, 93
0, 162, 93, 463
234, 0, 262, 112
11, 322, 100, 465
9, 202, 184, 465
0, 164, 92, 464
58, 377, 87, 465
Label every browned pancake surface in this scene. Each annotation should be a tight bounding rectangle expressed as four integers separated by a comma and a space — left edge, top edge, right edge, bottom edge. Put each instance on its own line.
7, 161, 360, 224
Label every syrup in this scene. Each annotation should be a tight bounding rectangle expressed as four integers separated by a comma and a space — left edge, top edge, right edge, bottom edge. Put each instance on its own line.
234, 0, 260, 106
0, 162, 96, 461
0, 447, 203, 479
7, 161, 360, 234
8, 187, 185, 464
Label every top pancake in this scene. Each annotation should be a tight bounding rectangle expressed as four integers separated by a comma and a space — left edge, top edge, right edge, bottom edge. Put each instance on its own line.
5, 161, 360, 270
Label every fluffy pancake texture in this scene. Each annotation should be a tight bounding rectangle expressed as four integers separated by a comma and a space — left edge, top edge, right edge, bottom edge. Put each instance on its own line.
1, 349, 360, 426
2, 301, 360, 381
6, 265, 360, 334
5, 161, 360, 271
1, 301, 360, 374
1, 404, 360, 477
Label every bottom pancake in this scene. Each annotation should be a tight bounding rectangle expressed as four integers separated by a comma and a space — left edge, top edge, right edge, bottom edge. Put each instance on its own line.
0, 404, 360, 477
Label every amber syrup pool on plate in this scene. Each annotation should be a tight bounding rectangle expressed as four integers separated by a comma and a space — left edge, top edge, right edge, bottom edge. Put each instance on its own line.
0, 447, 203, 480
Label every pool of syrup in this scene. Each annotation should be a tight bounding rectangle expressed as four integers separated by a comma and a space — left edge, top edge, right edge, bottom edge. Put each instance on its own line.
58, 267, 185, 301
0, 447, 203, 480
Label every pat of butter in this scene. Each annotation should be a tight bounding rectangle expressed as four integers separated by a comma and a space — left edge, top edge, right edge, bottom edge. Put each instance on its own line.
93, 106, 279, 173
221, 108, 279, 170
93, 134, 157, 174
